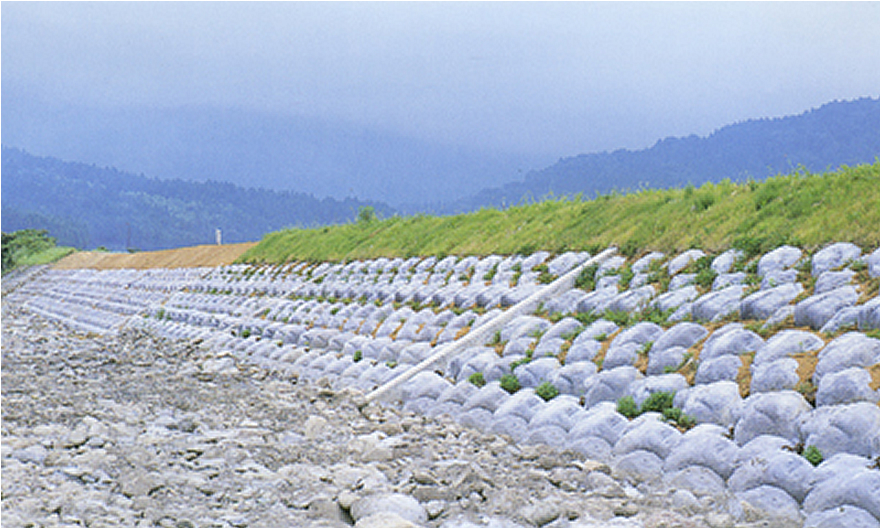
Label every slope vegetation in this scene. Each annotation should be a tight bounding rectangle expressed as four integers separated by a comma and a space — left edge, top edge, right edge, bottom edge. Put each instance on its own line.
241, 162, 880, 264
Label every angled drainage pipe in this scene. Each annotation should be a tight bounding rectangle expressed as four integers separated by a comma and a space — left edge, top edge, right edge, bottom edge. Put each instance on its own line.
364, 246, 618, 403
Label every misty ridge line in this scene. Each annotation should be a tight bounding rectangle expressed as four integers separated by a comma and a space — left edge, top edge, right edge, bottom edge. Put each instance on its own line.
2, 97, 879, 253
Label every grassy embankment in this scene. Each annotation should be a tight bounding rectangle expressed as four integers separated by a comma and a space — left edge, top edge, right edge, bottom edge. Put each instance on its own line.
241, 162, 880, 264
1, 229, 76, 275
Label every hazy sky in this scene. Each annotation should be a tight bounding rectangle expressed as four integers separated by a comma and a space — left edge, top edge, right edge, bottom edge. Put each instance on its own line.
3, 2, 880, 159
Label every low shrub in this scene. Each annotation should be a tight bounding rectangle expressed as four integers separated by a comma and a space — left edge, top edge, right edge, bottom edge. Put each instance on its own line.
468, 371, 486, 387
803, 445, 823, 466
640, 391, 674, 414
575, 264, 599, 291
500, 374, 521, 394
535, 381, 559, 401
617, 396, 639, 419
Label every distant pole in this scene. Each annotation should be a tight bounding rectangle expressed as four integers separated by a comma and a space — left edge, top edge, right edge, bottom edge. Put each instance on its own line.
215, 228, 222, 245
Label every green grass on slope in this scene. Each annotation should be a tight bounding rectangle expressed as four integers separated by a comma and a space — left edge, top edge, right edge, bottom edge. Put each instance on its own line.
240, 162, 880, 264
15, 246, 77, 267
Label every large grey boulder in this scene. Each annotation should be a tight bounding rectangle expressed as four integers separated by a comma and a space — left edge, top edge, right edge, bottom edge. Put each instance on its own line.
859, 296, 880, 331
436, 380, 479, 406
612, 450, 665, 485
712, 249, 744, 274
595, 275, 620, 290
750, 358, 800, 393
736, 485, 804, 525
713, 272, 746, 290
544, 289, 587, 315
794, 286, 859, 330
668, 249, 705, 276
350, 493, 428, 525
664, 425, 739, 480
652, 285, 700, 313
632, 251, 665, 273
803, 465, 880, 524
582, 366, 644, 409
736, 434, 795, 466
740, 283, 804, 320
626, 373, 689, 407
603, 285, 656, 313
541, 317, 583, 342
813, 332, 880, 384
547, 251, 588, 276
598, 255, 626, 276
499, 315, 551, 343
803, 505, 880, 528
577, 319, 619, 341
513, 356, 561, 388
461, 382, 510, 414
815, 367, 879, 407
612, 321, 664, 347
820, 308, 862, 336
760, 268, 798, 289
758, 245, 802, 277
500, 285, 542, 307
700, 324, 763, 361
814, 269, 856, 294
646, 345, 688, 376
800, 402, 880, 459
694, 355, 742, 385
576, 287, 618, 314
812, 242, 862, 276
493, 388, 544, 423
564, 339, 602, 364
450, 348, 498, 382
652, 322, 708, 352
532, 337, 565, 358
668, 273, 695, 290
664, 467, 725, 498
529, 395, 584, 431
675, 380, 743, 429
691, 285, 744, 322
601, 343, 640, 370
753, 329, 824, 366
613, 415, 683, 459
868, 247, 880, 278
568, 402, 629, 446
503, 337, 535, 357
548, 362, 597, 395
401, 370, 452, 401
734, 391, 812, 446
728, 450, 815, 503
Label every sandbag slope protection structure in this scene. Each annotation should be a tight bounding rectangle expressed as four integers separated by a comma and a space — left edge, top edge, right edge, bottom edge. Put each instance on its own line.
5, 239, 880, 527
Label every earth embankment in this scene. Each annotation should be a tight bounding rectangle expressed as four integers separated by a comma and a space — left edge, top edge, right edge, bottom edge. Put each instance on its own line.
51, 243, 257, 270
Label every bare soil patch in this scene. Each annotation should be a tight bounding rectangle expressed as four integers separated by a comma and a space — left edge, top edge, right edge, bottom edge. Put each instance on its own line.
51, 243, 256, 270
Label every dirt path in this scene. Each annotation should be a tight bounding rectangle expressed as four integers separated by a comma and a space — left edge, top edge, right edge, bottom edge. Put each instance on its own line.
51, 243, 257, 270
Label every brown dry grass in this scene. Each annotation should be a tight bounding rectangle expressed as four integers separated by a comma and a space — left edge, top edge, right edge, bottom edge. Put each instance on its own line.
52, 243, 257, 270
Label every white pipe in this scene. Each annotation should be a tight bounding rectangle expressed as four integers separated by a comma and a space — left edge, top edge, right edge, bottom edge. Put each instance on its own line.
364, 246, 618, 403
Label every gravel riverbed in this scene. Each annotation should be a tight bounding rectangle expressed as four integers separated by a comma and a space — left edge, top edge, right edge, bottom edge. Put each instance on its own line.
2, 298, 763, 528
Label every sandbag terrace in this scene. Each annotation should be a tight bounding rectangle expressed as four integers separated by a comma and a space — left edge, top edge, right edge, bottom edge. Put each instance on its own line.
6, 242, 880, 527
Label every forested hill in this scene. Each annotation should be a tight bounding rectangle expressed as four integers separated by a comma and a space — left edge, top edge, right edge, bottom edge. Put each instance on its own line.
440, 97, 880, 213
1, 147, 393, 251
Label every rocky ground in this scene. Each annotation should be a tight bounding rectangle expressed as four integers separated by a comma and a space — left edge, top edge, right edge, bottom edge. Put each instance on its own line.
4, 299, 761, 528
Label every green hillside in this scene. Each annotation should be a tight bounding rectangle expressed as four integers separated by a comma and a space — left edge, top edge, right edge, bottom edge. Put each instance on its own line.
240, 162, 880, 264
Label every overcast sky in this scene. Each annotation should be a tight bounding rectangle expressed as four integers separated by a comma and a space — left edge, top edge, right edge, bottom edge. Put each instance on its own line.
3, 2, 879, 160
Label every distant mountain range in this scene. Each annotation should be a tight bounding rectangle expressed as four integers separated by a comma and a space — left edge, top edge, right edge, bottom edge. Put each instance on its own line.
438, 97, 880, 213
2, 97, 879, 251
1, 99, 544, 207
1, 147, 391, 251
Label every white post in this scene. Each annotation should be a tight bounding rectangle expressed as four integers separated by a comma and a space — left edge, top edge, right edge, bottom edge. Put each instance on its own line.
215, 229, 222, 246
